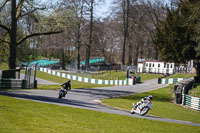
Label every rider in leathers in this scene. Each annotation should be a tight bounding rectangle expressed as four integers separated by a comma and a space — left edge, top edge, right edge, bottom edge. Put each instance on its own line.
61, 80, 71, 94
134, 95, 153, 109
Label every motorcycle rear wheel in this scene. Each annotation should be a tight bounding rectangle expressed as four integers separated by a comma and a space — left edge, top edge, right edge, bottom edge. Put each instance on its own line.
58, 95, 62, 99
140, 107, 149, 116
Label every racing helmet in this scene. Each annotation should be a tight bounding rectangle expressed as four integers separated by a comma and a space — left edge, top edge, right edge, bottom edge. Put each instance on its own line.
148, 95, 153, 100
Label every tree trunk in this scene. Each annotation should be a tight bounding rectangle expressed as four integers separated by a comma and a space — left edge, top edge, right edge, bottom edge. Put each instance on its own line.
134, 49, 139, 66
86, 0, 94, 70
122, 0, 130, 68
76, 0, 83, 70
195, 62, 200, 82
128, 41, 132, 66
9, 0, 17, 71
61, 49, 65, 69
154, 47, 159, 60
77, 46, 80, 70
86, 45, 91, 70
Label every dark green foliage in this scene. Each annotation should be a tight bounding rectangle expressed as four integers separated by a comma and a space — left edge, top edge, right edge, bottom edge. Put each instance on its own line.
154, 1, 197, 64
0, 43, 9, 63
16, 43, 33, 62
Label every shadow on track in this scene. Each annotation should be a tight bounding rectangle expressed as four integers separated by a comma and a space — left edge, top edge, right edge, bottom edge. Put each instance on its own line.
0, 91, 97, 109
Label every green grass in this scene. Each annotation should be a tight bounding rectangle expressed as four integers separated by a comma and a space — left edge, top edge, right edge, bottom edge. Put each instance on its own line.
37, 85, 61, 90
139, 73, 163, 82
0, 95, 199, 133
167, 73, 196, 79
189, 85, 200, 97
0, 62, 8, 70
91, 71, 127, 80
63, 71, 127, 80
102, 85, 200, 124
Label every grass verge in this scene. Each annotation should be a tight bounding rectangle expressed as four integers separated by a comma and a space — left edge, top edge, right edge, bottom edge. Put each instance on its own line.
0, 95, 199, 133
189, 85, 200, 97
35, 71, 113, 89
167, 73, 196, 79
139, 73, 163, 82
102, 85, 200, 124
0, 62, 8, 70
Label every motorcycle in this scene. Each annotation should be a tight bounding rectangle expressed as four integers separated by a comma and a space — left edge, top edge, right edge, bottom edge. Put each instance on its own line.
58, 80, 71, 99
58, 87, 68, 99
130, 100, 152, 116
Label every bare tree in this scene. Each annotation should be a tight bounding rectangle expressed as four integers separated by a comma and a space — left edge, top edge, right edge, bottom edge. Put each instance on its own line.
0, 0, 64, 70
121, 0, 130, 69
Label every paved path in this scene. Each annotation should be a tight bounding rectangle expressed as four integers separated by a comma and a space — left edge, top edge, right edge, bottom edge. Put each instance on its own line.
1, 79, 200, 127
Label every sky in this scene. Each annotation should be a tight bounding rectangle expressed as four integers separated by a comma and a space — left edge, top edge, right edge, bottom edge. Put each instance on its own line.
95, 0, 113, 18
40, 0, 113, 19
40, 0, 171, 19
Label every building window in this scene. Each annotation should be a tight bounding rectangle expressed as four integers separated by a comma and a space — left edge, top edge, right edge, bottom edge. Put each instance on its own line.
158, 64, 160, 67
153, 64, 154, 67
149, 63, 151, 67
167, 64, 169, 68
171, 64, 173, 68
146, 63, 148, 67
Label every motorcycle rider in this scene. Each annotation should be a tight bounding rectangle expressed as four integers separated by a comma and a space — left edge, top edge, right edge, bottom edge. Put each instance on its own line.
61, 80, 71, 93
134, 95, 153, 109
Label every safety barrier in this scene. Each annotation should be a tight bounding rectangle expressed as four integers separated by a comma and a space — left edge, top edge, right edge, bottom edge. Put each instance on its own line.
158, 78, 187, 84
182, 94, 200, 111
39, 67, 134, 86
0, 79, 25, 89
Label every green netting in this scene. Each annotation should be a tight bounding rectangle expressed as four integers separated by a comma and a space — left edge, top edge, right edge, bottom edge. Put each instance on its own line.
22, 60, 59, 67
81, 58, 104, 65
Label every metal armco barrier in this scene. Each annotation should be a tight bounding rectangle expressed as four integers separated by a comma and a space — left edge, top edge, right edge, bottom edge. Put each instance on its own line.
39, 67, 138, 86
158, 78, 194, 84
182, 94, 200, 111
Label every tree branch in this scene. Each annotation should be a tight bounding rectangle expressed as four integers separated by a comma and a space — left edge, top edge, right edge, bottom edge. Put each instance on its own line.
16, 0, 25, 20
20, 7, 45, 18
0, 38, 9, 44
0, 24, 10, 33
17, 30, 64, 46
0, 0, 9, 12
0, 32, 10, 45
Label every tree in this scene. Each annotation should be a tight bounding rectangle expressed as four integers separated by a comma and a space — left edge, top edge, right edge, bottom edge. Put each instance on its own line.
154, 0, 199, 73
0, 0, 64, 71
121, 0, 130, 69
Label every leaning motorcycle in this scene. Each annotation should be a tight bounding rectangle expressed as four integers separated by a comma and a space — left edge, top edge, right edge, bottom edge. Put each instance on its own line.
130, 100, 152, 116
58, 87, 68, 99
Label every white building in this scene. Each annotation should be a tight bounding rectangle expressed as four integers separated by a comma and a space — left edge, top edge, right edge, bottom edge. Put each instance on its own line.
137, 60, 195, 74
137, 61, 175, 74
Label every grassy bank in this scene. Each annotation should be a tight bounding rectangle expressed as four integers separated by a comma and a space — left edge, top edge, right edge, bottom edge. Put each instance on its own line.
35, 71, 113, 89
0, 95, 199, 133
189, 85, 200, 97
167, 73, 196, 79
0, 62, 8, 70
102, 85, 200, 124
139, 73, 162, 82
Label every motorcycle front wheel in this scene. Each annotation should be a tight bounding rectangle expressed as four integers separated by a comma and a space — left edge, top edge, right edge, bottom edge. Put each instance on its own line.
130, 107, 135, 114
140, 107, 149, 116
